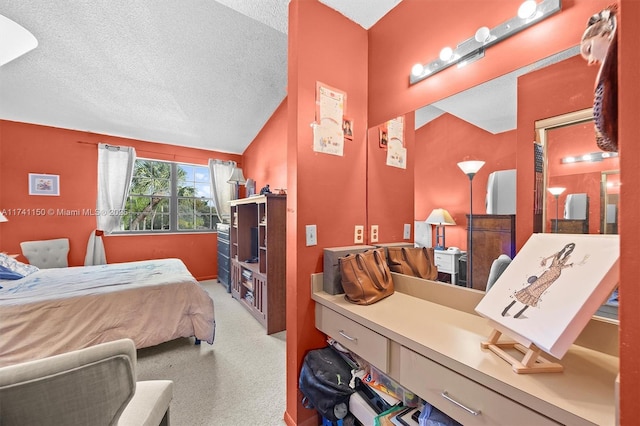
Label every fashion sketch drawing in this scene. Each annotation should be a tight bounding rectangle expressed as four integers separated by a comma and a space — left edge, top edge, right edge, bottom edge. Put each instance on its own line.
501, 243, 589, 319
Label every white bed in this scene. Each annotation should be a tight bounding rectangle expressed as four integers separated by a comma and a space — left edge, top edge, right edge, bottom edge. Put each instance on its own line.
0, 257, 215, 367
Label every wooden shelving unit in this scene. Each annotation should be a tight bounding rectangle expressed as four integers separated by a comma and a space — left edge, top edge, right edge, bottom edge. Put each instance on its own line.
229, 194, 286, 334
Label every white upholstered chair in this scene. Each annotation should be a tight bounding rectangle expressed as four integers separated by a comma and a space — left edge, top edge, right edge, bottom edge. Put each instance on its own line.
20, 238, 70, 268
0, 338, 173, 426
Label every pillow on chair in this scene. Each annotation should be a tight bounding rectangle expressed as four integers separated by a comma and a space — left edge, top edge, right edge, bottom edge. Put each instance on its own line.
20, 238, 69, 269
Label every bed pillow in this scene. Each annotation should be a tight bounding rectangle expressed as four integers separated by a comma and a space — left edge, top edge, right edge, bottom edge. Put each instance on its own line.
0, 253, 39, 277
0, 265, 24, 280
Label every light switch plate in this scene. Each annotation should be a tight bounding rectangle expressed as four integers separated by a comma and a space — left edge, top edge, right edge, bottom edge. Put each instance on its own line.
305, 224, 317, 246
403, 223, 411, 239
354, 225, 364, 244
370, 225, 379, 243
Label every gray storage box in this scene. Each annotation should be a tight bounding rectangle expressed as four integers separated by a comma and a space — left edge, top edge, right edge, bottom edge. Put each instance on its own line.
323, 245, 376, 295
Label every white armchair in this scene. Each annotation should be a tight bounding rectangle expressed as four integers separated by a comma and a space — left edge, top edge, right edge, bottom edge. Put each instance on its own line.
0, 338, 173, 426
20, 238, 70, 268
486, 254, 512, 292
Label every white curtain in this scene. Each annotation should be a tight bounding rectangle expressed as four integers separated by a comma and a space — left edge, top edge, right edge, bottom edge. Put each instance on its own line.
209, 159, 235, 223
85, 144, 136, 265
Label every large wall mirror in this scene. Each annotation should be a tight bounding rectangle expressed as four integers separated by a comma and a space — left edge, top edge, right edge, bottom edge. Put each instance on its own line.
366, 44, 619, 320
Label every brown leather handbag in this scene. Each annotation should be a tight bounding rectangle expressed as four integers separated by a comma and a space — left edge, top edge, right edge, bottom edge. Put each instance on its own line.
339, 248, 394, 305
387, 247, 438, 280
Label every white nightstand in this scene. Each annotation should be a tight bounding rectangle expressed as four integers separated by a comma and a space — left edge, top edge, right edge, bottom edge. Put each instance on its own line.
433, 249, 462, 285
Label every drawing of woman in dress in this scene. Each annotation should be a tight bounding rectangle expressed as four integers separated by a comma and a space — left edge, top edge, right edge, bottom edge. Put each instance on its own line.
502, 243, 578, 319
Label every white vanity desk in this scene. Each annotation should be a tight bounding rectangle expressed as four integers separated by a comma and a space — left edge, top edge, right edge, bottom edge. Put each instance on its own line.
311, 273, 619, 425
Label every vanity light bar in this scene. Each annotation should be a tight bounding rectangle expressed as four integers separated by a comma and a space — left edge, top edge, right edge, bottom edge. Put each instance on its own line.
409, 0, 561, 85
562, 151, 619, 164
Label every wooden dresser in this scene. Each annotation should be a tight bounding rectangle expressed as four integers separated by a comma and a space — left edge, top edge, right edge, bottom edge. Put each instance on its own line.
551, 219, 589, 234
466, 214, 515, 291
311, 273, 618, 425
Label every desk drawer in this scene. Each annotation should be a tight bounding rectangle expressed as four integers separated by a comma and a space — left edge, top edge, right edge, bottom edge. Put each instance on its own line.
399, 347, 558, 426
433, 251, 456, 273
315, 305, 389, 373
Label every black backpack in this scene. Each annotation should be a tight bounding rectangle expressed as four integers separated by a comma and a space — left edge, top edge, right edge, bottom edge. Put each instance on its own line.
299, 346, 355, 422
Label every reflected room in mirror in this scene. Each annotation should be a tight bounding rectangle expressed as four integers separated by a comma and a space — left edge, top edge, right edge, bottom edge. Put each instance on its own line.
535, 108, 620, 236
411, 47, 596, 292
408, 44, 618, 312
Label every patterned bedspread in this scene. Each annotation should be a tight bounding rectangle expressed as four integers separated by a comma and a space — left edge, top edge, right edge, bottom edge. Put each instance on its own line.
0, 258, 215, 367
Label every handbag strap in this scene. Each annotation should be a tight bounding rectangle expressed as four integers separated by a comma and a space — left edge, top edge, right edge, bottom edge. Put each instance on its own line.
372, 249, 392, 287
400, 247, 422, 277
356, 251, 389, 290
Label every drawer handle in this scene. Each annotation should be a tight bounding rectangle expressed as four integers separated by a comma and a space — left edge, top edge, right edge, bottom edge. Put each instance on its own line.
441, 391, 481, 416
338, 330, 357, 342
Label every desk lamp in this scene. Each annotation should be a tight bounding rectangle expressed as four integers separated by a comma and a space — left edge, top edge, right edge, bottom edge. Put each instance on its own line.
425, 208, 456, 250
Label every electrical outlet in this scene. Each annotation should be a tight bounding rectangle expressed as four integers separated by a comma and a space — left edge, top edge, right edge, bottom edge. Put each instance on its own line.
354, 225, 364, 244
403, 223, 411, 239
370, 225, 379, 243
305, 224, 317, 246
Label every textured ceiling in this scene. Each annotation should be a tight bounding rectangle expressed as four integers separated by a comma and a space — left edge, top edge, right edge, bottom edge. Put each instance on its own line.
1, 1, 568, 152
0, 1, 400, 154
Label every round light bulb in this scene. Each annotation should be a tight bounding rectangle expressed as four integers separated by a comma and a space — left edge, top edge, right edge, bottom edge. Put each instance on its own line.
518, 0, 537, 19
475, 27, 491, 43
439, 47, 453, 61
411, 63, 424, 77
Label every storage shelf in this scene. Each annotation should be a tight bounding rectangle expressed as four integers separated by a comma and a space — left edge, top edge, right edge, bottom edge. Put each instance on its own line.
229, 195, 286, 334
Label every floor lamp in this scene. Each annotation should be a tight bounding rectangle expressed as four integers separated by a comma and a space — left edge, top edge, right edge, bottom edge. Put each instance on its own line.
457, 160, 485, 289
547, 187, 566, 233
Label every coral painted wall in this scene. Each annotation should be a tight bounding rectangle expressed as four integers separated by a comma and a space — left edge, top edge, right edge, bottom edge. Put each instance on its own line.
243, 98, 288, 193
286, 1, 369, 424
618, 1, 640, 421
366, 113, 415, 244
414, 114, 517, 250
0, 120, 240, 280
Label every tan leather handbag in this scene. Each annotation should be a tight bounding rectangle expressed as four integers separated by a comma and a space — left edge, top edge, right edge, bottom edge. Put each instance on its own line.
339, 248, 394, 305
387, 247, 438, 280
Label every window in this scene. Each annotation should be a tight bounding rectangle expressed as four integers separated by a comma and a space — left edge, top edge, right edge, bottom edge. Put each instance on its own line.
121, 159, 218, 233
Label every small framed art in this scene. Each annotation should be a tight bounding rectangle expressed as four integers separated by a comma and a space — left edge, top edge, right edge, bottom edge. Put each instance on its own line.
29, 173, 60, 196
342, 118, 353, 140
379, 129, 388, 149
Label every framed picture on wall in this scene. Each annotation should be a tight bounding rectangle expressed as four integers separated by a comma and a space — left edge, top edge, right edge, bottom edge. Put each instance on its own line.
342, 117, 353, 140
29, 173, 60, 196
379, 129, 388, 149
